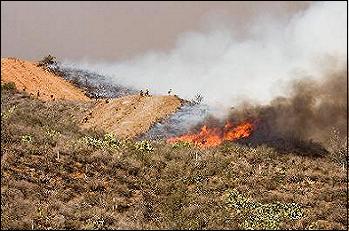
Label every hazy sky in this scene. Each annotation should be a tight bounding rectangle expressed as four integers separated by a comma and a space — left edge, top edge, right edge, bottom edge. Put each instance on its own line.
1, 1, 310, 62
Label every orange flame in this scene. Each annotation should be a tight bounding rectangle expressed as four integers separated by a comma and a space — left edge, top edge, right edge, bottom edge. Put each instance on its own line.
167, 120, 255, 148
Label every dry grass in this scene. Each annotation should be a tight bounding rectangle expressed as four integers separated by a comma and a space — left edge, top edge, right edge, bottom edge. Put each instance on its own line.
1, 88, 347, 230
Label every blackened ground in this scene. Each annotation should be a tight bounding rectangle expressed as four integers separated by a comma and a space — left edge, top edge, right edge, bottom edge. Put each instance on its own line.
47, 63, 138, 99
139, 102, 210, 140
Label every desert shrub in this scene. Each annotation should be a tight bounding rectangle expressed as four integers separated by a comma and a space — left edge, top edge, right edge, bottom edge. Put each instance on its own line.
171, 140, 193, 149
83, 215, 106, 230
225, 189, 303, 230
1, 105, 17, 120
45, 129, 61, 139
21, 135, 32, 143
307, 220, 341, 230
1, 82, 16, 91
80, 136, 105, 148
134, 140, 154, 152
80, 132, 122, 149
103, 133, 120, 148
43, 129, 61, 146
327, 128, 347, 165
189, 93, 204, 105
36, 55, 62, 76
37, 55, 57, 67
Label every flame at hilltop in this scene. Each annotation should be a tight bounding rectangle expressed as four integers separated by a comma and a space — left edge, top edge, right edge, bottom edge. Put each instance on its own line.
167, 120, 255, 148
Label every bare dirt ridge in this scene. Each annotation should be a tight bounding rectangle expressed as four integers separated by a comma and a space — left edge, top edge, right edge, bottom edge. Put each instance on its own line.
1, 57, 182, 138
82, 95, 182, 138
1, 57, 90, 101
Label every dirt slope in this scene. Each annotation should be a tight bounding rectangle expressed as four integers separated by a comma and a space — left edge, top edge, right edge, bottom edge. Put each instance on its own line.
82, 95, 182, 138
1, 57, 182, 138
1, 57, 89, 101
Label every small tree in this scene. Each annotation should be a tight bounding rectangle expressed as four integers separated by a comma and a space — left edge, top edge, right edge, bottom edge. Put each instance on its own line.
190, 93, 204, 105
37, 54, 57, 67
1, 82, 16, 91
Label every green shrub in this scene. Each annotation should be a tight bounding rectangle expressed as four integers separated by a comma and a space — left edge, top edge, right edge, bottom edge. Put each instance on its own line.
45, 129, 61, 139
80, 132, 121, 149
171, 141, 193, 149
80, 136, 105, 148
43, 129, 61, 145
225, 189, 303, 230
103, 133, 120, 148
37, 55, 57, 67
1, 82, 16, 91
21, 135, 32, 143
134, 140, 154, 152
1, 105, 17, 120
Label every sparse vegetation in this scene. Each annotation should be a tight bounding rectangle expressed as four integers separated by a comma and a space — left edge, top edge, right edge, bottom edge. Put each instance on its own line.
36, 55, 62, 76
190, 93, 204, 105
134, 140, 154, 152
81, 134, 117, 149
1, 81, 16, 91
37, 54, 57, 68
171, 140, 193, 149
21, 134, 33, 143
225, 189, 303, 229
327, 128, 347, 166
46, 64, 138, 99
1, 105, 17, 120
1, 90, 347, 230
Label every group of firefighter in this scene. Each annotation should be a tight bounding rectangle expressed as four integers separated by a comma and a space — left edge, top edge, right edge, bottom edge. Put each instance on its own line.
139, 89, 150, 97
139, 88, 173, 97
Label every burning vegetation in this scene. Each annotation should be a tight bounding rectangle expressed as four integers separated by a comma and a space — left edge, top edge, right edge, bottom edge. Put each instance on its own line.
145, 62, 346, 160
167, 120, 255, 148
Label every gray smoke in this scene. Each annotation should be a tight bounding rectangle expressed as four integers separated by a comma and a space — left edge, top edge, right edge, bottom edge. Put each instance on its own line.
62, 2, 346, 114
140, 103, 210, 140
59, 2, 346, 153
226, 62, 347, 151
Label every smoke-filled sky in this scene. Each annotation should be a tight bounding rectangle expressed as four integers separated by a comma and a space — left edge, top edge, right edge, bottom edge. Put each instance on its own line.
1, 1, 347, 109
2, 1, 310, 61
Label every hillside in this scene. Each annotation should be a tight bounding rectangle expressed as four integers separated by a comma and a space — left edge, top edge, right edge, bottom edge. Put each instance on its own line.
1, 58, 182, 138
82, 95, 181, 138
1, 58, 90, 102
1, 86, 347, 230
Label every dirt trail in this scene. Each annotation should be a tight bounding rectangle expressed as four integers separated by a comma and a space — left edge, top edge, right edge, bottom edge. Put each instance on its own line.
82, 95, 182, 138
1, 57, 89, 101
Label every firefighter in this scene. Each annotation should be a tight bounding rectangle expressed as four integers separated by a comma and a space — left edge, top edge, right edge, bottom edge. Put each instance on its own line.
145, 89, 150, 97
140, 90, 144, 97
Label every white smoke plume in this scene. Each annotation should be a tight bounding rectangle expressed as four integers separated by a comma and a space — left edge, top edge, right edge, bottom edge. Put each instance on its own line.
63, 2, 346, 114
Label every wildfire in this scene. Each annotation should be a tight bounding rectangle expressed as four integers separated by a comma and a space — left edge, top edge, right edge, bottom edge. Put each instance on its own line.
167, 120, 255, 148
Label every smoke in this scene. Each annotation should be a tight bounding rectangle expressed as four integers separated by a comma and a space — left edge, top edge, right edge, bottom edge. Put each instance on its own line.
63, 2, 346, 113
225, 63, 347, 153
140, 103, 210, 140
60, 2, 346, 154
147, 64, 346, 155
